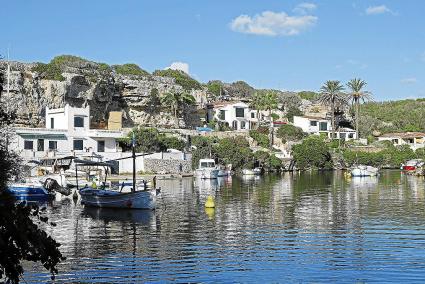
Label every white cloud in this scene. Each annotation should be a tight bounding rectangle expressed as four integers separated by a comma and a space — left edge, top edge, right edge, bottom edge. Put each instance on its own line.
293, 2, 317, 14
401, 77, 417, 84
165, 62, 190, 74
365, 5, 395, 15
230, 11, 317, 36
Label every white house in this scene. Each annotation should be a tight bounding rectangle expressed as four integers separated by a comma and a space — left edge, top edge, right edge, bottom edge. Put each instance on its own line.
209, 102, 258, 130
293, 115, 357, 140
12, 104, 125, 160
377, 132, 425, 150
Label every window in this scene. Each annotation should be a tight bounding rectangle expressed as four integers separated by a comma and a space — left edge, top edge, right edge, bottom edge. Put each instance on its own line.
251, 112, 255, 118
340, 133, 346, 139
74, 116, 84, 128
348, 133, 353, 139
241, 121, 246, 129
319, 122, 328, 131
235, 108, 245, 118
219, 110, 226, 120
310, 121, 317, 126
73, 139, 84, 151
50, 117, 54, 129
98, 140, 105, 152
48, 141, 58, 150
24, 140, 33, 150
232, 121, 238, 130
37, 139, 44, 151
200, 162, 215, 168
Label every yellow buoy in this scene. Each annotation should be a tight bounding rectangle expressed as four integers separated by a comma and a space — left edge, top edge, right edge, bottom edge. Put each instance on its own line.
205, 195, 215, 208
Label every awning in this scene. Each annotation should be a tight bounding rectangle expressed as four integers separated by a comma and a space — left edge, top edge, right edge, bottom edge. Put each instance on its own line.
18, 133, 67, 140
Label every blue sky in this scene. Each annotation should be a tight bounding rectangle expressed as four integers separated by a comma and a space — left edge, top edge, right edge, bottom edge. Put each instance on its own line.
1, 0, 425, 101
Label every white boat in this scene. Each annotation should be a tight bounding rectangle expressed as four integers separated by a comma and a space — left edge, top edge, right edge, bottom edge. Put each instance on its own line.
7, 180, 55, 200
351, 165, 379, 177
242, 167, 262, 176
195, 159, 219, 179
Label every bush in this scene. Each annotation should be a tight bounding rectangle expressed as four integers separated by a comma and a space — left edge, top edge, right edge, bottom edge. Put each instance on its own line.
276, 124, 305, 143
292, 136, 333, 169
160, 136, 186, 151
214, 137, 254, 170
31, 63, 65, 81
285, 106, 303, 122
249, 130, 270, 148
153, 69, 202, 90
113, 63, 149, 76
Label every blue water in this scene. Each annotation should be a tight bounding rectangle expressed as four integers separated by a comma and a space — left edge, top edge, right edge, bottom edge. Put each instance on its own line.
24, 171, 425, 283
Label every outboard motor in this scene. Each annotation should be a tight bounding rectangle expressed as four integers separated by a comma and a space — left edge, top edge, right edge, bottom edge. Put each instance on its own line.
44, 178, 72, 196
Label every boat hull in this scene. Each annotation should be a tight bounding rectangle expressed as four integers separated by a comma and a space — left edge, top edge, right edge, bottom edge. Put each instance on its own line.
351, 167, 379, 177
79, 188, 157, 209
6, 184, 54, 200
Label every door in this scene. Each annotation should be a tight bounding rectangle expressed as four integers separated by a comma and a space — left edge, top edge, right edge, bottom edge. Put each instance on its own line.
37, 139, 44, 151
98, 140, 105, 152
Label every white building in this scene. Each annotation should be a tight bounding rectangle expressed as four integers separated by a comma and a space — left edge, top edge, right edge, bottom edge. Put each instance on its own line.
12, 104, 124, 160
209, 101, 265, 130
293, 115, 357, 140
377, 132, 425, 150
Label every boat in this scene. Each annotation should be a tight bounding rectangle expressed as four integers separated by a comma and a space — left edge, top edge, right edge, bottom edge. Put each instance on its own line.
351, 165, 379, 177
76, 135, 160, 210
242, 167, 262, 176
6, 180, 56, 200
401, 159, 424, 171
194, 159, 219, 179
217, 165, 232, 177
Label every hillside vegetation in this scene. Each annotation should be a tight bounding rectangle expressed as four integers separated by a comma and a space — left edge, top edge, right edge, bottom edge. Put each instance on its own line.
359, 99, 425, 136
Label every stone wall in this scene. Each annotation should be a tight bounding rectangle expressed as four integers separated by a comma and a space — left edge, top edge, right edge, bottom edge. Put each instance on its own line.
144, 159, 192, 174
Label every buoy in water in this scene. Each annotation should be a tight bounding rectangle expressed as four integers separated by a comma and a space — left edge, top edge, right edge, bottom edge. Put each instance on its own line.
205, 195, 215, 208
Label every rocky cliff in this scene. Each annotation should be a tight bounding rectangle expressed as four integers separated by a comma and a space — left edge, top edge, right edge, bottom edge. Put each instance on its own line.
0, 59, 207, 128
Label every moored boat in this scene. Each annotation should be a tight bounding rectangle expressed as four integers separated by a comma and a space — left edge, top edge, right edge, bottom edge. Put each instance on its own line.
195, 159, 219, 179
351, 165, 379, 177
242, 167, 262, 176
401, 159, 424, 171
6, 181, 55, 200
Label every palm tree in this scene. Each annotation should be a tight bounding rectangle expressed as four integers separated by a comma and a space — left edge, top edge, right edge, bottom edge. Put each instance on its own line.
160, 90, 195, 128
262, 91, 278, 148
249, 92, 265, 129
318, 81, 346, 139
347, 78, 372, 139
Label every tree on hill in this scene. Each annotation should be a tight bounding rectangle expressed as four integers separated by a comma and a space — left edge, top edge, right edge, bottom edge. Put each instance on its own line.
112, 63, 149, 76
153, 69, 202, 91
160, 90, 195, 128
318, 80, 347, 139
346, 78, 373, 139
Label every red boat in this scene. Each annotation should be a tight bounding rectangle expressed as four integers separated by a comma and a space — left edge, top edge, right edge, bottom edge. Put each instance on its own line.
402, 159, 424, 171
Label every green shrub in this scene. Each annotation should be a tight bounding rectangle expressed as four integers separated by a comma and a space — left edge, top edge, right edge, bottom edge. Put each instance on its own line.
214, 137, 254, 170
276, 124, 305, 143
31, 63, 65, 81
249, 130, 270, 148
113, 63, 149, 76
153, 69, 202, 90
285, 106, 303, 122
292, 136, 333, 169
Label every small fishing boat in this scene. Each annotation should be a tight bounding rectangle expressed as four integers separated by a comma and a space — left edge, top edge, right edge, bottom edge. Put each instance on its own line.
195, 159, 219, 179
351, 165, 379, 177
242, 167, 262, 176
401, 159, 424, 171
77, 134, 160, 210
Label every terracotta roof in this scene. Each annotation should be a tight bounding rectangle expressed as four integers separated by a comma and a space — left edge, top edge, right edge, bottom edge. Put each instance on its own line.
380, 132, 425, 138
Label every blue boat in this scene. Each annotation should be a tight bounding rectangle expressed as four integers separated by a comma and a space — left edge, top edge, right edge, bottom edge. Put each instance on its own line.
6, 182, 55, 201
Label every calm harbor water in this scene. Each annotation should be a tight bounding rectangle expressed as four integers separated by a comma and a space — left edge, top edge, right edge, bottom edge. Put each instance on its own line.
24, 170, 425, 283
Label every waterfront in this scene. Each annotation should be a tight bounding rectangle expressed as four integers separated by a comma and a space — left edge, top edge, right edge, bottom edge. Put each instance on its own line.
24, 171, 425, 283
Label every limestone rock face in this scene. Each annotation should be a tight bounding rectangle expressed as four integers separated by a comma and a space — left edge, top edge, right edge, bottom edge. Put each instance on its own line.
0, 61, 204, 128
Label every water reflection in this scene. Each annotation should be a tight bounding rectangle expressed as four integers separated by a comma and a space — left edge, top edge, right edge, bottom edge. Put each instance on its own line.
24, 170, 425, 283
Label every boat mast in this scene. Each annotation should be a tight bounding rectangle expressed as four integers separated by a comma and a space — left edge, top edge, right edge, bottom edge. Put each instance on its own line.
132, 131, 136, 193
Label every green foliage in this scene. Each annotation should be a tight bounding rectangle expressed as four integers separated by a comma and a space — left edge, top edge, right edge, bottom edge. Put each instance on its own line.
160, 90, 195, 128
285, 106, 303, 123
292, 136, 333, 169
359, 99, 425, 136
298, 91, 319, 101
271, 113, 279, 121
113, 63, 149, 76
191, 136, 217, 168
228, 81, 255, 97
120, 128, 185, 152
343, 144, 417, 168
32, 62, 65, 81
214, 137, 254, 170
153, 69, 202, 90
253, 150, 282, 171
0, 100, 63, 282
276, 124, 305, 143
249, 130, 270, 148
206, 80, 223, 97
267, 154, 283, 170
